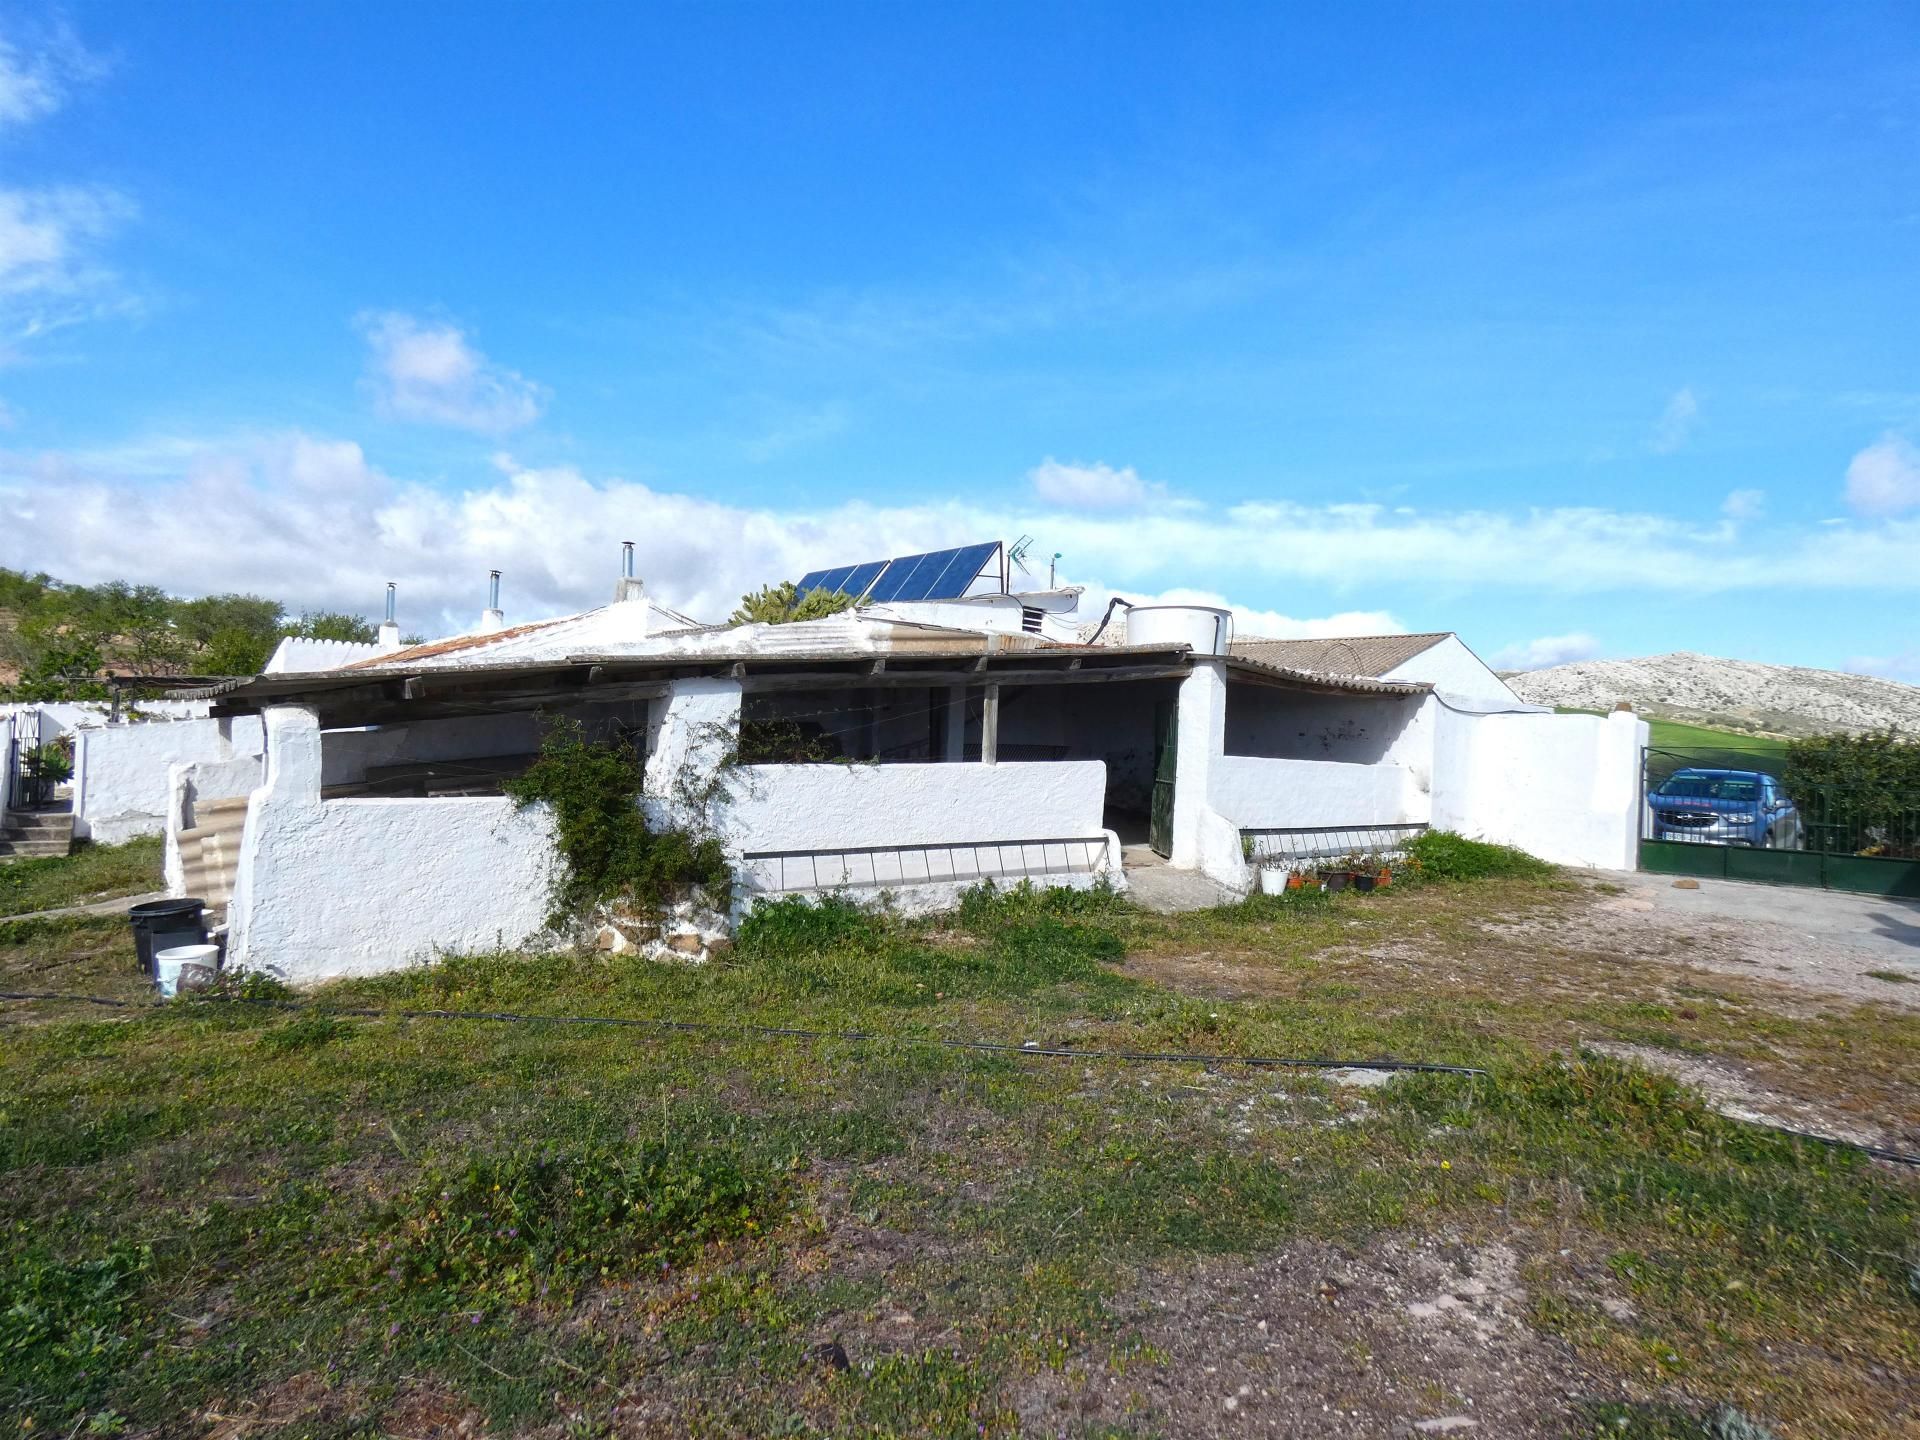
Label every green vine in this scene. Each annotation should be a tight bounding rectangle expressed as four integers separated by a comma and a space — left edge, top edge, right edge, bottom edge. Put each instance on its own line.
503, 716, 731, 923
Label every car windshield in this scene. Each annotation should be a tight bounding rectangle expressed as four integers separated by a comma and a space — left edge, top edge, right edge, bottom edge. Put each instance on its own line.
1657, 774, 1759, 801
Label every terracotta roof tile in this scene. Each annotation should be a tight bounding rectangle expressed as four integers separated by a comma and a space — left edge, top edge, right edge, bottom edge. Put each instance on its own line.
340, 617, 571, 669
1230, 632, 1450, 678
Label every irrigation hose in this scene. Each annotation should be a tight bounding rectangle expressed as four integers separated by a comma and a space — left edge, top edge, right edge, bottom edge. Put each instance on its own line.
4, 988, 1917, 1168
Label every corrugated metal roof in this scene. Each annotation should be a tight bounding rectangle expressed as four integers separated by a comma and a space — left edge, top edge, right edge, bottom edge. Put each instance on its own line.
1230, 632, 1450, 678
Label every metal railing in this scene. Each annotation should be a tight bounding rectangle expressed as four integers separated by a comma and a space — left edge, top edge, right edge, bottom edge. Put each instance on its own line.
739, 836, 1109, 895
1242, 822, 1428, 868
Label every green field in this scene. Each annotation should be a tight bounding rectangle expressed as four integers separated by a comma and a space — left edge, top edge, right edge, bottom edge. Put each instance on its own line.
1558, 710, 1791, 786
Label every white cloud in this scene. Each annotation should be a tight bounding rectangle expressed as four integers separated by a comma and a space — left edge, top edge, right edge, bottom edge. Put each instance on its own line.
358, 312, 547, 434
12, 434, 1920, 642
1650, 387, 1699, 454
1490, 633, 1601, 671
0, 185, 136, 356
0, 23, 103, 130
1721, 488, 1765, 521
1029, 457, 1159, 510
1844, 433, 1920, 517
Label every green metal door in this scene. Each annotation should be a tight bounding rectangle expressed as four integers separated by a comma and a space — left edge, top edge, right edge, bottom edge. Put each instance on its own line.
1150, 700, 1177, 858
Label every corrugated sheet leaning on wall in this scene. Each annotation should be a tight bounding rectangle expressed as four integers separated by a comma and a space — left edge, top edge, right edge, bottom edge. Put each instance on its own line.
177, 796, 250, 909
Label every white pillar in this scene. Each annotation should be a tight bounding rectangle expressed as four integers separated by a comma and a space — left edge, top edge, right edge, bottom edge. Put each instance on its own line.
226, 705, 323, 974
645, 677, 744, 832
1169, 660, 1227, 870
981, 683, 1000, 766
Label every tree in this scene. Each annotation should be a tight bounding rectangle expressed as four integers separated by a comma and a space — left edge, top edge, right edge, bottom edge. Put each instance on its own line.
177, 593, 286, 675
12, 638, 109, 702
282, 610, 378, 644
728, 583, 856, 626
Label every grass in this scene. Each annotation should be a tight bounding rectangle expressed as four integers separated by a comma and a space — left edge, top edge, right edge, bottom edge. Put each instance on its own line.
1557, 709, 1792, 787
1644, 719, 1791, 786
0, 835, 163, 918
0, 837, 1915, 1436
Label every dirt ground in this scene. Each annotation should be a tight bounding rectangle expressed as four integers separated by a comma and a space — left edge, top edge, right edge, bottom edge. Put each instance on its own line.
1571, 871, 1920, 1012
1014, 1232, 1647, 1440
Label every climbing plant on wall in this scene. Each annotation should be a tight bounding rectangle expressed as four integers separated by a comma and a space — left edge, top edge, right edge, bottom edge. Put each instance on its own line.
503, 716, 732, 922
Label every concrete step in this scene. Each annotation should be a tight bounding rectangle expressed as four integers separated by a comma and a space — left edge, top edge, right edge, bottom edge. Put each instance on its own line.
3, 817, 75, 837
0, 840, 74, 859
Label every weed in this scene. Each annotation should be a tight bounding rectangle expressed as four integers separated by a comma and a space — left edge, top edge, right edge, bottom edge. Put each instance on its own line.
1864, 969, 1914, 985
1402, 829, 1553, 882
954, 877, 1128, 928
258, 1012, 348, 1052
361, 1141, 780, 1304
0, 1240, 152, 1422
738, 893, 891, 959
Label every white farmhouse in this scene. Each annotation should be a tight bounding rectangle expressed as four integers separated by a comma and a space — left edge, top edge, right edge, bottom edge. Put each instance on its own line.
162, 543, 1647, 984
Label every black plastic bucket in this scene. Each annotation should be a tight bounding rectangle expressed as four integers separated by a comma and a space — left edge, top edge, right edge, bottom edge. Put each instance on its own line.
128, 898, 207, 976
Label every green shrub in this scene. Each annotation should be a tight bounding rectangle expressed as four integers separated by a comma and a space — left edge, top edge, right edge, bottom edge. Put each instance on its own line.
365, 1141, 779, 1304
1403, 829, 1552, 882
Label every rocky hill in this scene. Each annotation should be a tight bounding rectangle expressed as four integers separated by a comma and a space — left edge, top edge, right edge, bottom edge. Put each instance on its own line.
1503, 652, 1920, 738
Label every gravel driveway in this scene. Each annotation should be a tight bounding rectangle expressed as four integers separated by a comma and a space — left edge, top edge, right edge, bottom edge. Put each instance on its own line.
1584, 869, 1920, 1010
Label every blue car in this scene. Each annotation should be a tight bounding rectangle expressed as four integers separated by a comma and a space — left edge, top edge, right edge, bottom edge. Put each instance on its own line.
1649, 768, 1800, 848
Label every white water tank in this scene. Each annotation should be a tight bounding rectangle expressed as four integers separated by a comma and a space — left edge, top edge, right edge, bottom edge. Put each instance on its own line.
1126, 604, 1233, 656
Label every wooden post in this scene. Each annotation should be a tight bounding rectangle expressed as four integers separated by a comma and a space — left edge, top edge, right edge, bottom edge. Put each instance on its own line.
981, 682, 1000, 766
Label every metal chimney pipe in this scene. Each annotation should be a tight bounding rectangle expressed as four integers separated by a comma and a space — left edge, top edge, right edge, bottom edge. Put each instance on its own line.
622, 541, 635, 579
488, 570, 501, 610
385, 582, 396, 623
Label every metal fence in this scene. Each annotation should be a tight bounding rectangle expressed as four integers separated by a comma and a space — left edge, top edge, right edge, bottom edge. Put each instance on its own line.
1639, 745, 1920, 898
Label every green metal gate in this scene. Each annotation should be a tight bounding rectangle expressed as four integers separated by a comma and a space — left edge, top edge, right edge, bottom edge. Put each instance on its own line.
1149, 700, 1177, 858
1639, 746, 1920, 898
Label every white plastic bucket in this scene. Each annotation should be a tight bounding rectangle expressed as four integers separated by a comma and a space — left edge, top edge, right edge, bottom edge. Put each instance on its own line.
155, 943, 220, 998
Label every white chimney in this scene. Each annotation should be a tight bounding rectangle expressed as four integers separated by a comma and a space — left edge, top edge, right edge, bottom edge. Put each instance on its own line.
613, 540, 646, 604
477, 569, 505, 633
377, 582, 401, 649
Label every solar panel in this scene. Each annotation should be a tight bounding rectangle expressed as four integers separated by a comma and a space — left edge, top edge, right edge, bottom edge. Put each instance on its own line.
798, 541, 1001, 605
795, 564, 857, 597
842, 559, 889, 598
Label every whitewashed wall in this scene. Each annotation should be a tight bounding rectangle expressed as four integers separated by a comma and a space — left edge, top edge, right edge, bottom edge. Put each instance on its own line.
73, 716, 266, 844
228, 707, 557, 984
724, 760, 1121, 911
726, 760, 1108, 850
1, 713, 14, 825
0, 700, 213, 737
1207, 755, 1423, 830
1384, 636, 1533, 707
1432, 708, 1647, 870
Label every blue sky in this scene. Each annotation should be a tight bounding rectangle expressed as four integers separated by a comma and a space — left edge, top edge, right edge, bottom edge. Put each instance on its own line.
2, 2, 1918, 674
